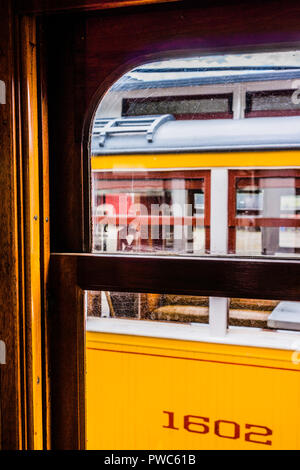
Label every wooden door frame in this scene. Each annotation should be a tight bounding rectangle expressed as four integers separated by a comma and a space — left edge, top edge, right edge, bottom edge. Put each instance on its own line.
0, 0, 23, 450
1, 1, 52, 450
3, 0, 300, 450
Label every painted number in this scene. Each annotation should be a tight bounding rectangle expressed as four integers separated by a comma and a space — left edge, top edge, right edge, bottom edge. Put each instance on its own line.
184, 415, 209, 434
245, 423, 272, 446
163, 411, 272, 446
214, 420, 240, 440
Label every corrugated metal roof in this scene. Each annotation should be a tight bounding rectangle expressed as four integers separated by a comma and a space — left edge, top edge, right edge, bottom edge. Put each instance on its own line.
91, 115, 300, 155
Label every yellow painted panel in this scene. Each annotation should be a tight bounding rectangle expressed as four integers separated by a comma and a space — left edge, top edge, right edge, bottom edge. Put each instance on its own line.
91, 150, 300, 170
86, 332, 300, 450
89, 149, 300, 450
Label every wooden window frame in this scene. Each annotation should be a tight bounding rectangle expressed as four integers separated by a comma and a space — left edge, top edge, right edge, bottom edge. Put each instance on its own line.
8, 0, 300, 450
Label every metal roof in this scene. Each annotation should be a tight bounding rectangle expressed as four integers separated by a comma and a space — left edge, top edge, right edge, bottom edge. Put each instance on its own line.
112, 70, 300, 91
91, 115, 300, 155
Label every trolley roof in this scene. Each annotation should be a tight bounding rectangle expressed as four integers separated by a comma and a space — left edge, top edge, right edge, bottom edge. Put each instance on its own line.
91, 115, 300, 155
111, 54, 300, 90
113, 69, 300, 91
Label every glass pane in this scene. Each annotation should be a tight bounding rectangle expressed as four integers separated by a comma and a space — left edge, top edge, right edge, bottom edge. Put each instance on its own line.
229, 298, 300, 331
91, 51, 300, 258
122, 94, 233, 120
92, 170, 209, 254
229, 298, 279, 328
87, 291, 300, 331
87, 291, 209, 324
230, 170, 300, 256
246, 90, 300, 118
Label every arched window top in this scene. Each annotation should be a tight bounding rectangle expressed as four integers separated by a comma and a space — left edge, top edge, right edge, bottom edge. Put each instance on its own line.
93, 50, 300, 124
87, 51, 300, 332
90, 49, 300, 260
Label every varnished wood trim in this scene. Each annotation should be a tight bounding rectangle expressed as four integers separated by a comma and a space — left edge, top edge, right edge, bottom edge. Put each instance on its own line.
51, 253, 300, 301
15, 12, 28, 450
48, 256, 85, 450
19, 16, 43, 450
0, 0, 23, 450
36, 19, 51, 450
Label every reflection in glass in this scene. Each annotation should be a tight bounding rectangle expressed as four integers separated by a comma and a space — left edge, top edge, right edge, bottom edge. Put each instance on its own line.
86, 291, 300, 330
90, 52, 300, 258
86, 291, 210, 324
230, 171, 300, 256
92, 170, 209, 255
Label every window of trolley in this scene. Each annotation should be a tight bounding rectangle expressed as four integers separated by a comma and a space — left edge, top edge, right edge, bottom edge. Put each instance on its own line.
92, 170, 210, 255
228, 170, 300, 256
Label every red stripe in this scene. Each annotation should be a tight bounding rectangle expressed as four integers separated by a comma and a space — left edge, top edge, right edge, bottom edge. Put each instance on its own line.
87, 346, 300, 373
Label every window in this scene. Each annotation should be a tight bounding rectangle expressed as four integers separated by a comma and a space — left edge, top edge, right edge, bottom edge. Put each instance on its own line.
92, 170, 210, 254
87, 290, 300, 333
88, 51, 300, 334
96, 51, 300, 120
229, 170, 300, 255
122, 94, 233, 120
245, 90, 300, 118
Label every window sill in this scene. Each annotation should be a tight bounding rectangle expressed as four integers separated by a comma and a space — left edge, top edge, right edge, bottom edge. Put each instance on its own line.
86, 316, 300, 351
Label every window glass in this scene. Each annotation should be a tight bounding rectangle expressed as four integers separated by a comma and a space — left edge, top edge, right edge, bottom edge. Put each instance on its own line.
92, 168, 300, 257
122, 94, 233, 120
95, 51, 300, 120
229, 170, 300, 256
86, 291, 300, 332
229, 298, 278, 328
245, 90, 300, 118
92, 170, 209, 254
87, 291, 209, 324
90, 51, 300, 333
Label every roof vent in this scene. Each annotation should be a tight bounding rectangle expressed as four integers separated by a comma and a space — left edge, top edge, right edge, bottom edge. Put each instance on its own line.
93, 115, 174, 146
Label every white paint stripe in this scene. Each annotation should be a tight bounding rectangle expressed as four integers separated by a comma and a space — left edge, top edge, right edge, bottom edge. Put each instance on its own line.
86, 317, 300, 352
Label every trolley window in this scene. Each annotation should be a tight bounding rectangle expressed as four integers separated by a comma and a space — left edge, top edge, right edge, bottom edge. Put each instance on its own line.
245, 90, 300, 118
229, 170, 300, 256
92, 170, 210, 255
88, 51, 300, 335
122, 94, 233, 120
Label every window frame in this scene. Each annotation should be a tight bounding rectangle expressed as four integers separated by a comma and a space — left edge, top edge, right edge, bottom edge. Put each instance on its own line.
44, 0, 300, 449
